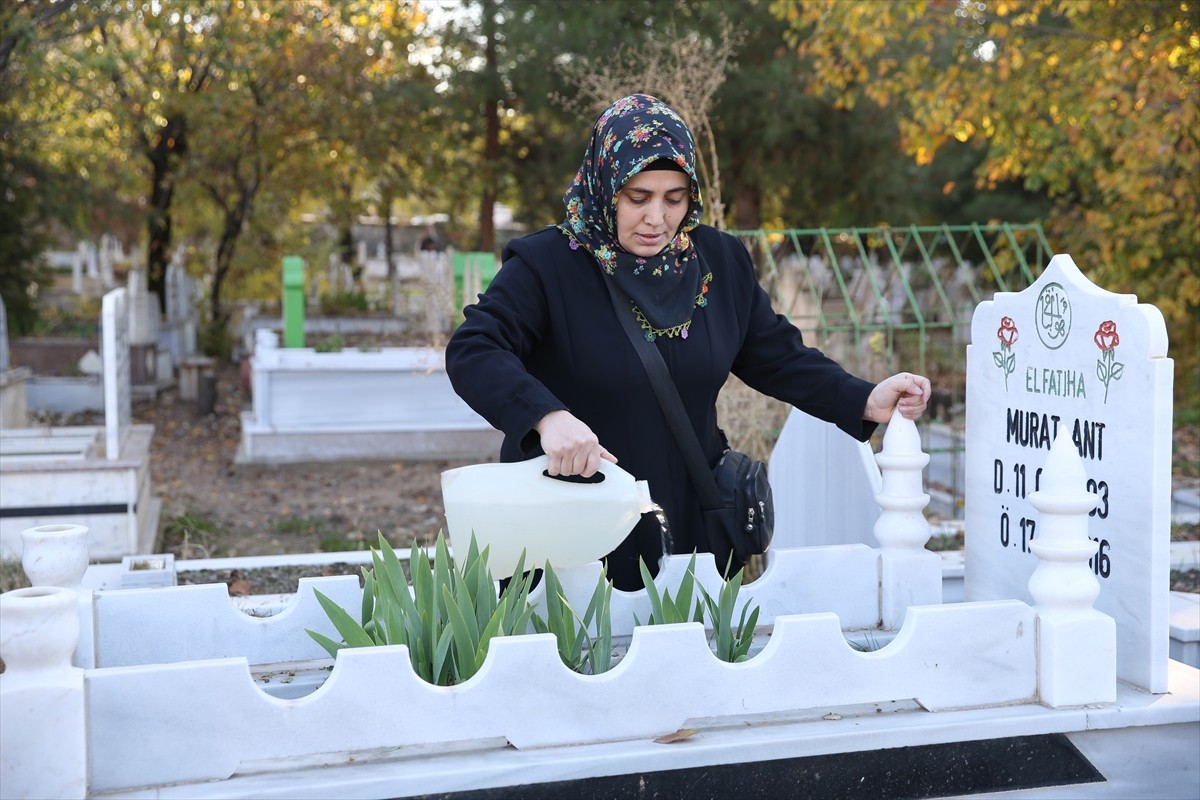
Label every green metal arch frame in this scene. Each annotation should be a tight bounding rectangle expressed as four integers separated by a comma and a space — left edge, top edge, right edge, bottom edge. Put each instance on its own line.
728, 224, 1052, 378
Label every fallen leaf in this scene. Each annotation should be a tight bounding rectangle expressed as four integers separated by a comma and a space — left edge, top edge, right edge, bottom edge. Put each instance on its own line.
228, 570, 251, 596
654, 729, 698, 744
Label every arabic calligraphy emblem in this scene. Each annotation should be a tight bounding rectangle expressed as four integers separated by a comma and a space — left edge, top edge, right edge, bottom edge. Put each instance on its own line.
1034, 282, 1071, 350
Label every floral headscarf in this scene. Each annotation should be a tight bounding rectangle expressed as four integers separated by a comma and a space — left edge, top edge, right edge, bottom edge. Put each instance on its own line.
558, 94, 710, 341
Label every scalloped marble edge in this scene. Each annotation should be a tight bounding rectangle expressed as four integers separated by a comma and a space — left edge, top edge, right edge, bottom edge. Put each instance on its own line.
90, 546, 900, 668
91, 575, 363, 667
84, 598, 1037, 792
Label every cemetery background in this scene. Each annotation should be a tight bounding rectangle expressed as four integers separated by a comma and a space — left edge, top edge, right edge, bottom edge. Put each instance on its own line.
1, 3, 1194, 589
11, 356, 464, 596
1, 225, 1196, 599
6, 339, 1196, 598
2, 6, 1197, 796
4, 262, 1198, 798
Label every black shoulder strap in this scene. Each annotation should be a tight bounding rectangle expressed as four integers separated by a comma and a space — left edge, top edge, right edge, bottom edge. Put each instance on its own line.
602, 277, 723, 511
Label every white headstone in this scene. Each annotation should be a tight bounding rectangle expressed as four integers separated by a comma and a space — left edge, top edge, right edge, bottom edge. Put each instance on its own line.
164, 264, 180, 323
164, 262, 200, 359
0, 295, 8, 373
165, 261, 190, 324
768, 407, 881, 548
84, 241, 98, 279
102, 288, 132, 461
71, 248, 84, 293
98, 239, 114, 288
964, 254, 1173, 692
125, 270, 160, 347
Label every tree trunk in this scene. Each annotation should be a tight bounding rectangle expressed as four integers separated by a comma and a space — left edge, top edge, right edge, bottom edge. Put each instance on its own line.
733, 179, 762, 231
381, 187, 397, 314
145, 115, 188, 315
381, 187, 396, 282
475, 0, 499, 254
209, 213, 240, 333
337, 181, 357, 287
207, 189, 254, 344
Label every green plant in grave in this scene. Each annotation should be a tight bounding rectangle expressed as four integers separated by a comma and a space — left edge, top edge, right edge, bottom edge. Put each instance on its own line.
637, 552, 762, 664
313, 333, 344, 353
696, 557, 761, 664
531, 562, 616, 675
307, 531, 537, 686
635, 553, 705, 627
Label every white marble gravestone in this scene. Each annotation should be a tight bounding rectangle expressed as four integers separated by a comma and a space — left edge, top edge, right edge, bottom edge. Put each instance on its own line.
101, 288, 132, 460
125, 269, 159, 348
964, 254, 1173, 692
164, 259, 199, 362
768, 407, 881, 548
0, 294, 8, 374
0, 295, 31, 429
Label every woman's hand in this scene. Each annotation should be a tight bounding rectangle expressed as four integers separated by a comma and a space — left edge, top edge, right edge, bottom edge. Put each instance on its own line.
534, 410, 618, 477
864, 373, 932, 423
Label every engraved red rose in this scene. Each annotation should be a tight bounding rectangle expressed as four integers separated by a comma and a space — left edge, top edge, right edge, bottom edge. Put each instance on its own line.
993, 316, 1018, 390
1093, 320, 1119, 351
997, 317, 1018, 347
1093, 320, 1124, 403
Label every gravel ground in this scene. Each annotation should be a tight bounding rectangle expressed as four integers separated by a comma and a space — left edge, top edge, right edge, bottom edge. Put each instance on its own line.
1172, 569, 1200, 593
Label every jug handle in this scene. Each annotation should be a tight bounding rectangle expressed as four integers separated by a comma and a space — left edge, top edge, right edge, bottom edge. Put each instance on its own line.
526, 454, 626, 484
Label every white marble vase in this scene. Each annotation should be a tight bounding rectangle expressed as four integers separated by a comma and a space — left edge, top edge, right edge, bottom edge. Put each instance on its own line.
0, 585, 80, 677
20, 523, 89, 588
0, 585, 87, 800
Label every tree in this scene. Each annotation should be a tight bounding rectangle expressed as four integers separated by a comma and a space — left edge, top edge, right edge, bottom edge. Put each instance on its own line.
179, 5, 319, 345
419, 0, 511, 253
555, 24, 738, 229
463, 0, 1014, 235
776, 0, 1199, 405
427, 0, 743, 242
508, 0, 747, 230
346, 6, 440, 288
475, 0, 501, 252
0, 162, 54, 335
76, 2, 238, 312
181, 2, 432, 342
0, 1, 105, 332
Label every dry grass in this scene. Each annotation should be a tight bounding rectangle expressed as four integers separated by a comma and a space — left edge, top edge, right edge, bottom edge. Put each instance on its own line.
553, 25, 739, 229
0, 560, 31, 594
716, 375, 790, 462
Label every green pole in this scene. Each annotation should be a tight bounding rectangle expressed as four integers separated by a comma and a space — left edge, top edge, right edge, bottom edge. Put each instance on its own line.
282, 256, 305, 348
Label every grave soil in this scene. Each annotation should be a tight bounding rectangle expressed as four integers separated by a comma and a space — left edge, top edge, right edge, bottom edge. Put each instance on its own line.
143, 360, 473, 562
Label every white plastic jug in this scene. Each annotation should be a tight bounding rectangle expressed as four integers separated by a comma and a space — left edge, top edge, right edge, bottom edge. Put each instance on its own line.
440, 456, 655, 580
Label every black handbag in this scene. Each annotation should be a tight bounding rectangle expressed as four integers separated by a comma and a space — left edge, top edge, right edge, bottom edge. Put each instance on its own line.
602, 279, 775, 567
706, 448, 774, 561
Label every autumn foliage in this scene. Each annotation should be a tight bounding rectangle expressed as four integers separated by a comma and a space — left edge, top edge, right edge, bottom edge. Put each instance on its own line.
777, 0, 1199, 409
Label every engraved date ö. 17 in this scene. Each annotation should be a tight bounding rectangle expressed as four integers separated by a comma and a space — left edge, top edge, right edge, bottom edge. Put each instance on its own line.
991, 458, 1113, 579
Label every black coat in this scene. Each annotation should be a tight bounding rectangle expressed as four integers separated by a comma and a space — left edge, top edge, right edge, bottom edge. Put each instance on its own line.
445, 224, 876, 590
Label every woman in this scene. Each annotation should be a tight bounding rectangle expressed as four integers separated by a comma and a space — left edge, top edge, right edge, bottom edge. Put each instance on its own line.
446, 94, 930, 590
